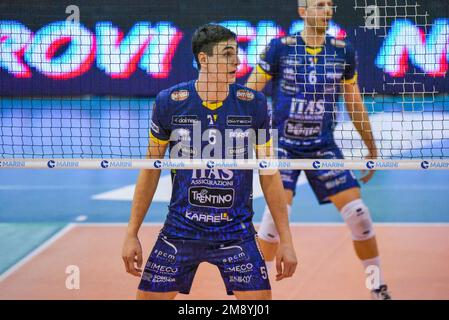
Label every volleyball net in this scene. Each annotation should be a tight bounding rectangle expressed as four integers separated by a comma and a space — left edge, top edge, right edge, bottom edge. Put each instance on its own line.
0, 0, 448, 170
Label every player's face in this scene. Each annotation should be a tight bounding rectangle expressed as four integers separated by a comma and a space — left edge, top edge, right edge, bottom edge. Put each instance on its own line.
300, 0, 334, 31
207, 40, 240, 84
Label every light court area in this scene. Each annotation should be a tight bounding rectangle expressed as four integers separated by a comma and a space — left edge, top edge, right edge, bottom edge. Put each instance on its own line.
0, 224, 448, 299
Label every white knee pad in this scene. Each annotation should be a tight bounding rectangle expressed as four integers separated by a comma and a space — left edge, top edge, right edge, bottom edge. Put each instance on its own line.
257, 205, 291, 243
341, 199, 375, 241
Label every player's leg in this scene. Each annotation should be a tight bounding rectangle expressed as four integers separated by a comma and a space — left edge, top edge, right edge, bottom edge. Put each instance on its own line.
328, 187, 379, 260
328, 187, 391, 299
137, 233, 199, 300
136, 290, 178, 300
212, 235, 272, 299
234, 290, 272, 300
307, 159, 391, 299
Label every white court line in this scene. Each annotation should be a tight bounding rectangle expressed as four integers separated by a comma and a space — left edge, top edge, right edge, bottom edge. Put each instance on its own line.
0, 223, 76, 283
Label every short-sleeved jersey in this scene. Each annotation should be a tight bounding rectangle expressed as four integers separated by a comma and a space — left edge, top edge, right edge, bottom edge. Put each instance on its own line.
150, 80, 271, 241
258, 34, 358, 151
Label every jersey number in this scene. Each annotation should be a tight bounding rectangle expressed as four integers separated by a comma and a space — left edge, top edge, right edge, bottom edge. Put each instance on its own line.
309, 70, 317, 84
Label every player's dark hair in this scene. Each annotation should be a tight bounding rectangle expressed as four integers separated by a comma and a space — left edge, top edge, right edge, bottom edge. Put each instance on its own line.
192, 24, 237, 70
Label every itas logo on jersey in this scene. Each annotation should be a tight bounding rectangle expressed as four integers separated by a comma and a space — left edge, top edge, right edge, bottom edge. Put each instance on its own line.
191, 169, 234, 181
290, 98, 325, 117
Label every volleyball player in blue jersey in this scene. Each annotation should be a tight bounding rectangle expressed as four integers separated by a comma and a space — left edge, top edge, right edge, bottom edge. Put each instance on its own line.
246, 0, 391, 299
122, 24, 297, 300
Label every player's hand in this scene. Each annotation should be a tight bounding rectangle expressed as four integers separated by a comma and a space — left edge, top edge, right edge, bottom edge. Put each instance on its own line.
275, 242, 298, 281
122, 235, 143, 277
359, 168, 375, 184
359, 148, 378, 184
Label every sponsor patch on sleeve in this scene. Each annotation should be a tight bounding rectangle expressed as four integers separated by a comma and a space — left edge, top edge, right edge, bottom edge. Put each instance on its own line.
330, 38, 346, 48
281, 36, 297, 46
236, 89, 255, 101
170, 90, 189, 101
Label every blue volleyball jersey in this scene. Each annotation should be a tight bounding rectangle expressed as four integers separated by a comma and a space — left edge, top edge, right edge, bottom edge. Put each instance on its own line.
150, 80, 271, 241
258, 34, 358, 151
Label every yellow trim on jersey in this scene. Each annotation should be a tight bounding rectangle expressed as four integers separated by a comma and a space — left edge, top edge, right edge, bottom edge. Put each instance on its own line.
306, 46, 323, 55
149, 132, 169, 145
255, 138, 273, 150
342, 72, 358, 84
256, 64, 273, 80
202, 101, 223, 111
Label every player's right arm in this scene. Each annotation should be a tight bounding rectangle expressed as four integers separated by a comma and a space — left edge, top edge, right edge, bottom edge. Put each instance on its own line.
246, 64, 272, 92
257, 149, 298, 281
122, 139, 168, 277
245, 38, 278, 92
255, 93, 298, 281
122, 94, 171, 277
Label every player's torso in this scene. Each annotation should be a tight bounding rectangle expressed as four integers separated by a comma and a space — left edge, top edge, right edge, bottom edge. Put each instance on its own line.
165, 82, 261, 160
272, 36, 347, 150
160, 81, 261, 240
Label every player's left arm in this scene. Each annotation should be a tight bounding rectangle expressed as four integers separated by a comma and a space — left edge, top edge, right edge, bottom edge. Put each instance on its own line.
255, 93, 297, 280
342, 81, 378, 183
341, 41, 378, 183
342, 81, 377, 158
